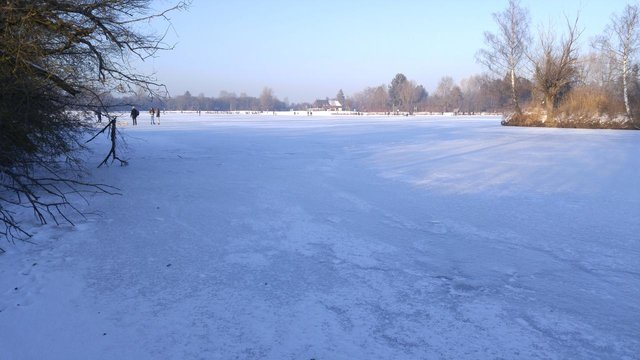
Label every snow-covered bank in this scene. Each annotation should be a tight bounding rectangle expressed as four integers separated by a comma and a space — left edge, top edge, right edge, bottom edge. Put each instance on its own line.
1, 114, 639, 359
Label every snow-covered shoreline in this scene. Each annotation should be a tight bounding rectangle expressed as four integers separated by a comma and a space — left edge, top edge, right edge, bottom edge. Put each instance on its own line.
161, 110, 501, 117
1, 114, 638, 359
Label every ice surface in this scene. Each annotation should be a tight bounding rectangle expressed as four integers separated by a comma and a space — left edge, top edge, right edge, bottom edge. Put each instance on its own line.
1, 113, 639, 359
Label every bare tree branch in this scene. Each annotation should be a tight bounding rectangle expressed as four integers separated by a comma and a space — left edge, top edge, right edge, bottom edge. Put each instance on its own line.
1, 0, 189, 244
476, 0, 531, 114
530, 14, 583, 118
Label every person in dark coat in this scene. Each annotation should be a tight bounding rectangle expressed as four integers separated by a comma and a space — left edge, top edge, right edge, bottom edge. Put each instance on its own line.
130, 106, 139, 126
155, 107, 161, 125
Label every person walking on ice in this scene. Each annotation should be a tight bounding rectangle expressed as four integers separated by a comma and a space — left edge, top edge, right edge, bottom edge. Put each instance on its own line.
150, 107, 155, 125
155, 107, 160, 125
130, 106, 139, 126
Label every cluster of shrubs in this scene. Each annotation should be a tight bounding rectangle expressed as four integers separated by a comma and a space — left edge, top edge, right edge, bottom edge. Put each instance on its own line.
502, 88, 639, 130
503, 112, 637, 129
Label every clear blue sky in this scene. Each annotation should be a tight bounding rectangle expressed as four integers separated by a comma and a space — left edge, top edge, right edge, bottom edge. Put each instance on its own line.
144, 0, 633, 103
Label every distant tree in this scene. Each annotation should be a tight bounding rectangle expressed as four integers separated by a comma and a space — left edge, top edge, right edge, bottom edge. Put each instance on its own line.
240, 93, 261, 110
514, 76, 534, 109
488, 77, 512, 111
414, 85, 428, 103
218, 91, 238, 111
449, 86, 464, 112
531, 16, 582, 117
343, 97, 355, 111
398, 80, 419, 112
388, 73, 408, 111
271, 97, 288, 111
0, 0, 189, 244
259, 87, 275, 111
476, 0, 531, 114
197, 93, 208, 111
336, 89, 346, 106
460, 75, 489, 113
374, 85, 391, 112
435, 76, 455, 112
581, 52, 617, 90
351, 90, 367, 112
353, 85, 389, 112
593, 4, 640, 120
172, 91, 194, 110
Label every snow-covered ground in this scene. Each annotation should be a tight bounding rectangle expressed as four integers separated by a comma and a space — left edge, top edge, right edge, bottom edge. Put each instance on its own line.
1, 114, 639, 359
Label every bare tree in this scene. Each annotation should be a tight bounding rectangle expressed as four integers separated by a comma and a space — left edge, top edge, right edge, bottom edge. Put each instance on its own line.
435, 76, 455, 112
449, 86, 464, 113
352, 85, 389, 112
594, 4, 640, 120
0, 0, 190, 247
530, 16, 582, 118
580, 52, 617, 90
398, 80, 419, 113
259, 87, 275, 111
477, 0, 531, 114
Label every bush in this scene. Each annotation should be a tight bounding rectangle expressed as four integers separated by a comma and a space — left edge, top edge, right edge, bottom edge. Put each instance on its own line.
502, 87, 637, 130
502, 111, 547, 127
557, 87, 623, 118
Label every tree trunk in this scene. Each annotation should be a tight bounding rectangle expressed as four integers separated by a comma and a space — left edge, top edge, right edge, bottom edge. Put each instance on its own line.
545, 94, 555, 121
510, 68, 521, 114
622, 53, 633, 119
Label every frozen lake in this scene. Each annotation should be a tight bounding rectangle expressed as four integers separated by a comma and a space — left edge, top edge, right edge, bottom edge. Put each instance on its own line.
1, 114, 639, 359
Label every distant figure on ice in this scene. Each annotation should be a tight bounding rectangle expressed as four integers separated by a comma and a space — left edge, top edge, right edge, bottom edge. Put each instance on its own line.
94, 109, 102, 123
130, 106, 139, 126
156, 107, 160, 125
150, 108, 155, 125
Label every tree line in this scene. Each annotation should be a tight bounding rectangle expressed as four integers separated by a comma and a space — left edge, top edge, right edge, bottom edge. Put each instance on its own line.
134, 0, 640, 130
117, 72, 528, 115
344, 73, 532, 114
323, 0, 640, 126
350, 0, 640, 127
476, 0, 640, 129
110, 87, 291, 112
